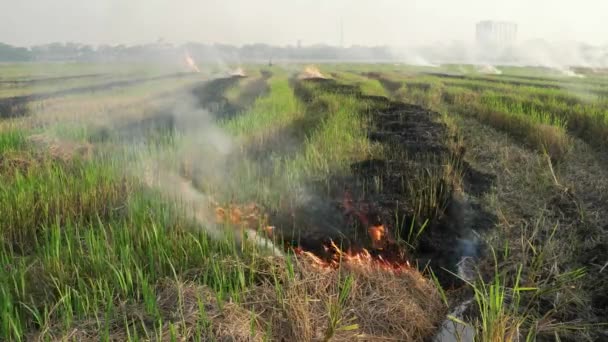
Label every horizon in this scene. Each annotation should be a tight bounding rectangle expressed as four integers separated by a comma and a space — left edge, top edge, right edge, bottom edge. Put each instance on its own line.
1, 0, 607, 47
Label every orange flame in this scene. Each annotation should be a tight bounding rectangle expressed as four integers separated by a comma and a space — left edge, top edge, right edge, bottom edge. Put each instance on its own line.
215, 198, 410, 274
294, 240, 411, 273
214, 203, 274, 236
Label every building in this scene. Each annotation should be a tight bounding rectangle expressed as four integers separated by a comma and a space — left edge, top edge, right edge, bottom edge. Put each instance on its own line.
476, 21, 517, 47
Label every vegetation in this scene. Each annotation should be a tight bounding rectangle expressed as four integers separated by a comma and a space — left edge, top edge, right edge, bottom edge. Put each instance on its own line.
1, 63, 607, 341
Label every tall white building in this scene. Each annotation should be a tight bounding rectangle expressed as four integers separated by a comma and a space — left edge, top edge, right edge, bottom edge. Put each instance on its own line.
476, 21, 518, 47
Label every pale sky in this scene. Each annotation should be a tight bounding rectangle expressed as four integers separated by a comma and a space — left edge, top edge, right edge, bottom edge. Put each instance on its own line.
1, 0, 607, 47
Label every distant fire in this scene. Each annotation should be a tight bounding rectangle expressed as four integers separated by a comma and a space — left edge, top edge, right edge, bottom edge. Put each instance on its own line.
184, 53, 200, 73
299, 65, 327, 79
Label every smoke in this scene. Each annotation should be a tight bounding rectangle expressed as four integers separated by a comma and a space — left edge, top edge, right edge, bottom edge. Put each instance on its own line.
134, 93, 283, 255
398, 39, 608, 73
475, 65, 502, 75
142, 163, 283, 256
24, 66, 284, 255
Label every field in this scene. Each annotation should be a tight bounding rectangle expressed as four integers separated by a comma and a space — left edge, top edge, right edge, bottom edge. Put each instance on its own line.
0, 62, 607, 341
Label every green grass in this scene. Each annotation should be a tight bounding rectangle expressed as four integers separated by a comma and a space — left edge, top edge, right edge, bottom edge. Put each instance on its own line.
224, 74, 301, 137
0, 124, 274, 340
3, 63, 608, 341
0, 69, 447, 340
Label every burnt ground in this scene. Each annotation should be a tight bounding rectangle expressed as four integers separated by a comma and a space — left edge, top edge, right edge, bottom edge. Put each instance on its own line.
190, 74, 269, 120
109, 74, 495, 285
191, 76, 243, 115
230, 71, 272, 109
0, 72, 196, 118
256, 78, 496, 284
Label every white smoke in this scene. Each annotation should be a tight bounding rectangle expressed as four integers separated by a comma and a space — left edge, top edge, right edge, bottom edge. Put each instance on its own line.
398, 39, 608, 72
476, 65, 502, 75
138, 93, 282, 255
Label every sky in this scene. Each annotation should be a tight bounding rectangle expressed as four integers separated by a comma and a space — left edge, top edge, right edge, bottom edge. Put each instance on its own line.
1, 0, 607, 47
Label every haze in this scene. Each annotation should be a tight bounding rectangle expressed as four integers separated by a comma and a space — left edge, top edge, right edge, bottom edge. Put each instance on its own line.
1, 0, 607, 47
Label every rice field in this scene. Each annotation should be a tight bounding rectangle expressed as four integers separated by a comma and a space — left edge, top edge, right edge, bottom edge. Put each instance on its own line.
0, 62, 607, 341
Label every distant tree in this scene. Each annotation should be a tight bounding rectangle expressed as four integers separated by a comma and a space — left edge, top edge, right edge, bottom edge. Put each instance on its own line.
0, 43, 31, 61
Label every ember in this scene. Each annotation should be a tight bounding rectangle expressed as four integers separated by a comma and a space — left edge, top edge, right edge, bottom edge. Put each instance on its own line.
342, 190, 393, 248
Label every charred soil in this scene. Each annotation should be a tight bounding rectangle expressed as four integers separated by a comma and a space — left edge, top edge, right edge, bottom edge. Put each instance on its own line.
267, 79, 495, 284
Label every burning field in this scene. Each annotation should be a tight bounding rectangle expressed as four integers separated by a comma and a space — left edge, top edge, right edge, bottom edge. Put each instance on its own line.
299, 65, 329, 80
1, 63, 607, 341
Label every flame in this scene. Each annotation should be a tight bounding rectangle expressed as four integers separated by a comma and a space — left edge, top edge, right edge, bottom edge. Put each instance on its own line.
214, 194, 411, 274
367, 224, 386, 243
342, 191, 392, 248
299, 65, 327, 79
294, 240, 411, 273
214, 203, 274, 236
185, 53, 200, 73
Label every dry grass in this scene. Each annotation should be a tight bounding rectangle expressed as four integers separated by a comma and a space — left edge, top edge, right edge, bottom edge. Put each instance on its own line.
454, 116, 606, 340
0, 150, 36, 176
34, 280, 264, 342
246, 258, 445, 341
27, 133, 93, 161
28, 259, 445, 342
531, 124, 571, 160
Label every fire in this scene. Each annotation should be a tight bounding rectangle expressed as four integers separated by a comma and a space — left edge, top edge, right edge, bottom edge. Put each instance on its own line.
214, 193, 411, 274
294, 240, 411, 273
342, 191, 392, 248
367, 225, 386, 243
298, 65, 327, 79
184, 52, 200, 73
214, 202, 274, 236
